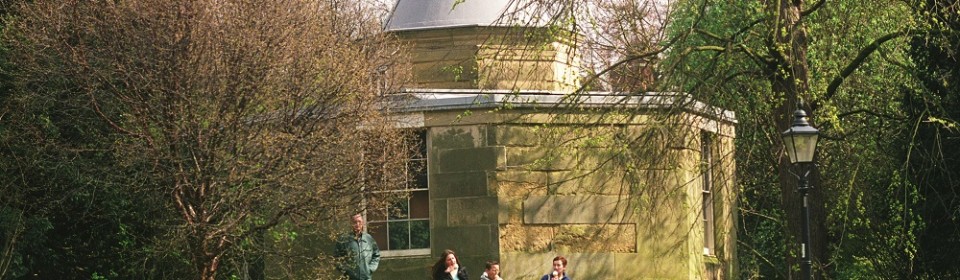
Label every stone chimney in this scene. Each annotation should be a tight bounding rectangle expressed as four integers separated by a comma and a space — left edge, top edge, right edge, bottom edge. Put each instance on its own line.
385, 0, 581, 92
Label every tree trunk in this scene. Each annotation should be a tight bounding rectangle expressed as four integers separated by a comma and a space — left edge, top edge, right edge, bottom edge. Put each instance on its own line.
767, 0, 829, 278
191, 234, 222, 280
200, 256, 220, 280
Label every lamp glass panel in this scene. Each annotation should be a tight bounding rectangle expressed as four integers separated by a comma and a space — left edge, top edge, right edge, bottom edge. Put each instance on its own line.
784, 133, 818, 163
783, 134, 799, 163
795, 134, 818, 162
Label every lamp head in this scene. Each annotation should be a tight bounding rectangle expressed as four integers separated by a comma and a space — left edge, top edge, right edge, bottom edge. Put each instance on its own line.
782, 109, 819, 164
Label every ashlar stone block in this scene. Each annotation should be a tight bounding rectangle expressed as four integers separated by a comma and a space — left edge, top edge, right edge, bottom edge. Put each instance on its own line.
432, 225, 496, 257
431, 171, 490, 199
436, 146, 504, 173
547, 170, 631, 195
523, 195, 632, 224
505, 146, 578, 171
487, 125, 542, 147
495, 174, 548, 197
498, 224, 554, 253
552, 224, 637, 253
447, 197, 498, 226
498, 196, 524, 224
431, 126, 484, 149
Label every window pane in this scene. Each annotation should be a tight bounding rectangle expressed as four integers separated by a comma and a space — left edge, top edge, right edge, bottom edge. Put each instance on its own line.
389, 199, 409, 220
408, 159, 427, 190
368, 208, 387, 223
702, 195, 710, 220
410, 220, 430, 249
415, 130, 427, 158
363, 152, 386, 187
388, 221, 410, 250
368, 221, 388, 249
367, 194, 388, 222
410, 190, 429, 219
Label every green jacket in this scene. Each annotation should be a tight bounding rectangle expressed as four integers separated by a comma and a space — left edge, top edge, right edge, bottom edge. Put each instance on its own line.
335, 233, 381, 280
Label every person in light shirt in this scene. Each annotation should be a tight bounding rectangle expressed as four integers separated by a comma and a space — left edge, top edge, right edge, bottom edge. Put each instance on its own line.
479, 260, 502, 280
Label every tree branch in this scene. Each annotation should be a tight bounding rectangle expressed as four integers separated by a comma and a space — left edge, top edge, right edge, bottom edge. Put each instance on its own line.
821, 31, 907, 103
836, 108, 907, 121
696, 27, 771, 67
800, 0, 827, 17
575, 44, 671, 94
695, 28, 724, 41
572, 0, 711, 94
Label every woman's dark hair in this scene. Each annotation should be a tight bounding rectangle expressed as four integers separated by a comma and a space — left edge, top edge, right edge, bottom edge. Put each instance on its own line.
431, 249, 458, 279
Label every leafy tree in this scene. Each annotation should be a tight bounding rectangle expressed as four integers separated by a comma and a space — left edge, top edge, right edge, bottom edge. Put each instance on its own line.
663, 0, 928, 278
495, 0, 955, 278
904, 0, 960, 278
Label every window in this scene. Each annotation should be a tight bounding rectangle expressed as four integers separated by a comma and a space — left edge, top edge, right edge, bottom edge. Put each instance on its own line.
368, 130, 429, 256
701, 131, 716, 255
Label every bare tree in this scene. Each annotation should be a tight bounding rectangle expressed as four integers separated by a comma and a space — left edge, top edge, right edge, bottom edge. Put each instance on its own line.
4, 0, 412, 279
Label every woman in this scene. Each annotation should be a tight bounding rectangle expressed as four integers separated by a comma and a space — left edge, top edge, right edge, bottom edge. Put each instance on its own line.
432, 249, 469, 280
539, 256, 570, 280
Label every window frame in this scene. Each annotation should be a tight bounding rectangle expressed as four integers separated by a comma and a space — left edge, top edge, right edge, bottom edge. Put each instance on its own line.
701, 131, 716, 256
366, 129, 430, 258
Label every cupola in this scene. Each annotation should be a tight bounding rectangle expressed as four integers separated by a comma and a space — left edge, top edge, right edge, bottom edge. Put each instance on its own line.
385, 0, 582, 91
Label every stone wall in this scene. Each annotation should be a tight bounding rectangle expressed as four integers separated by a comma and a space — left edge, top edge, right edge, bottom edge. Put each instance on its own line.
375, 109, 738, 280
488, 122, 700, 279
429, 125, 503, 277
393, 27, 581, 91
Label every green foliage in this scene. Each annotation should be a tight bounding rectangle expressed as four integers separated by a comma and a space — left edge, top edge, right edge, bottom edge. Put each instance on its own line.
441, 65, 466, 82
662, 0, 943, 278
0, 66, 189, 277
830, 171, 923, 279
902, 0, 960, 277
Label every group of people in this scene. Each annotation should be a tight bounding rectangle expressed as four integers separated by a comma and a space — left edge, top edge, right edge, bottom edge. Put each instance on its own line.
429, 249, 569, 280
334, 214, 572, 280
430, 249, 497, 280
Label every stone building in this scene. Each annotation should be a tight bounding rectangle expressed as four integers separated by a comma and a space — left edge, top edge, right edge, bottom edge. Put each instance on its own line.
340, 0, 737, 279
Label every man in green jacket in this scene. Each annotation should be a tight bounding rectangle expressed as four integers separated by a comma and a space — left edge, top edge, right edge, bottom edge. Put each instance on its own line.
335, 213, 381, 280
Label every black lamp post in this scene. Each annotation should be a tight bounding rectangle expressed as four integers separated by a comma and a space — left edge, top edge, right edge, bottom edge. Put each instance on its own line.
782, 109, 819, 280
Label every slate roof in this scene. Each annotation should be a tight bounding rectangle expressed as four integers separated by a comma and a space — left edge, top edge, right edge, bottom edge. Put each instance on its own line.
384, 0, 529, 32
